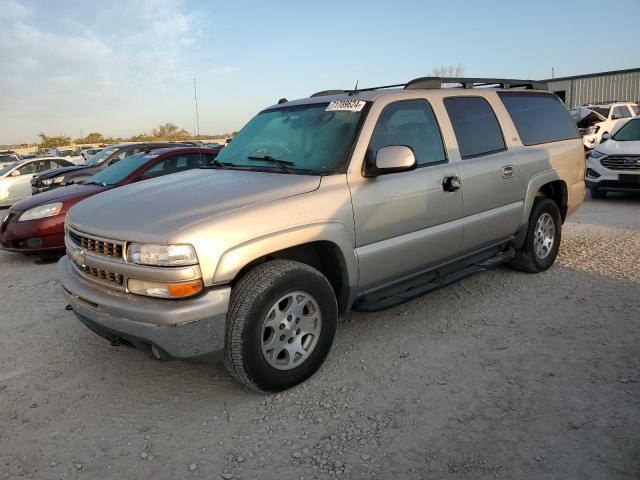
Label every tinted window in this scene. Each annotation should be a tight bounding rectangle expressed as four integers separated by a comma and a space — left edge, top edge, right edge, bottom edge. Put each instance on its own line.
499, 92, 579, 145
35, 160, 51, 172
612, 106, 631, 119
367, 100, 446, 167
444, 97, 505, 159
143, 153, 210, 178
631, 105, 640, 116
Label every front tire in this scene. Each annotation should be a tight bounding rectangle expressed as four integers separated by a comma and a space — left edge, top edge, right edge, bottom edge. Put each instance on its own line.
224, 260, 337, 392
510, 197, 562, 273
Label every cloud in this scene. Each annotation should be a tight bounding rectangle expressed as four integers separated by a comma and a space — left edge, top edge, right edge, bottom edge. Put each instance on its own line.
0, 0, 207, 143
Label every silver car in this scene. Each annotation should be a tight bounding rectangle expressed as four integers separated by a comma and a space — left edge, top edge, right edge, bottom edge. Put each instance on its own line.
58, 77, 585, 392
586, 117, 640, 198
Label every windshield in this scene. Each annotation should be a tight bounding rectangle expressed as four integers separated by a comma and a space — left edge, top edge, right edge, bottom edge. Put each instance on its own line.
612, 119, 640, 141
87, 152, 152, 186
215, 102, 367, 174
0, 162, 18, 176
590, 106, 611, 118
85, 147, 118, 165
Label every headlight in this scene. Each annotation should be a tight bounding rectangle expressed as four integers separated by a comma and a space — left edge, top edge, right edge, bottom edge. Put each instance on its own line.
53, 176, 65, 184
127, 243, 198, 266
589, 150, 606, 159
42, 178, 53, 186
19, 203, 63, 222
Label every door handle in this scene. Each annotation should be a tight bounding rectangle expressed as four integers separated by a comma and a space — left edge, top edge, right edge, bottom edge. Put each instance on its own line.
442, 175, 462, 192
502, 165, 515, 179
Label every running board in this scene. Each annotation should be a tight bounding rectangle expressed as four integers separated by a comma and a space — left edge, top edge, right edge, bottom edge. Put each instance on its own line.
353, 247, 515, 312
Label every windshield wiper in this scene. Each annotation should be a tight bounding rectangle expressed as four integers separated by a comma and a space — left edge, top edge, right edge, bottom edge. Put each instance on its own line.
247, 155, 295, 174
85, 181, 107, 187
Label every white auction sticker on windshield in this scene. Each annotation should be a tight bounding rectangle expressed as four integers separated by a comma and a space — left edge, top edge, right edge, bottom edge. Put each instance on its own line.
325, 100, 366, 112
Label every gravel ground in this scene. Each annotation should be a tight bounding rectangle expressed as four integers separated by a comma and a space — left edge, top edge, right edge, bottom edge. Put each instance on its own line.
1, 195, 639, 480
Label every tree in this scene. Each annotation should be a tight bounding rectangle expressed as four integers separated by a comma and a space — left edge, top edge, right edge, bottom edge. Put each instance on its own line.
150, 123, 192, 141
432, 64, 465, 77
38, 133, 71, 149
82, 132, 105, 144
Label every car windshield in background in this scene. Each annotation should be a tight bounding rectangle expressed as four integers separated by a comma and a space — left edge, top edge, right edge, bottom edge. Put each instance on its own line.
85, 147, 118, 165
215, 102, 368, 174
590, 106, 611, 118
0, 162, 19, 176
612, 119, 640, 141
86, 152, 153, 186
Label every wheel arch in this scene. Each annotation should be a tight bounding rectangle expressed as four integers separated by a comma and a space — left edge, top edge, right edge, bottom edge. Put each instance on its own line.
214, 223, 357, 315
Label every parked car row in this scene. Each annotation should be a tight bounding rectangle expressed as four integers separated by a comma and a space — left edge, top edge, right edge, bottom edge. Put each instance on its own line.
1, 146, 220, 253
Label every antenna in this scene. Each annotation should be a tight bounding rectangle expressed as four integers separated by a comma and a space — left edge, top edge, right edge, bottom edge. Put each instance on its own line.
193, 77, 201, 140
354, 80, 359, 91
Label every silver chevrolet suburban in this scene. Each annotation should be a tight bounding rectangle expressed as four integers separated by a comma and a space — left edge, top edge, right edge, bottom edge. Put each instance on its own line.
58, 77, 585, 392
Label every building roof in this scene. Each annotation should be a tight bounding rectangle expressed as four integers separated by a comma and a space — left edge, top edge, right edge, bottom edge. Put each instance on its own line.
544, 67, 640, 82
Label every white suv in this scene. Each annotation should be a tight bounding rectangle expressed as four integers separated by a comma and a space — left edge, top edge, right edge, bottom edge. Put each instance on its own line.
572, 102, 639, 149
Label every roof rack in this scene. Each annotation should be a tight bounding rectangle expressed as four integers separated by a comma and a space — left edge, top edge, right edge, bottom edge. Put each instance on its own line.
310, 77, 547, 97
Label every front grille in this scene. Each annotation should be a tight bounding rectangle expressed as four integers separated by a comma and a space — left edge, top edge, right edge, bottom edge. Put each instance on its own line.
80, 264, 124, 286
600, 155, 640, 171
68, 230, 123, 258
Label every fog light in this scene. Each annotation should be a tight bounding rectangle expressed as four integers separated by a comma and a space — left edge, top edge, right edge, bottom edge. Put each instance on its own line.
127, 278, 203, 298
586, 168, 601, 179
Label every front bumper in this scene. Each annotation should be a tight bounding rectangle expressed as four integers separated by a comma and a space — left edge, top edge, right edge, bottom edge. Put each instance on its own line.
58, 255, 230, 358
586, 157, 640, 192
0, 210, 66, 253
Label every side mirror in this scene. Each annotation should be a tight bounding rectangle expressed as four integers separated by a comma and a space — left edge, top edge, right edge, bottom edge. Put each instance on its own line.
601, 132, 610, 143
10, 170, 20, 177
366, 146, 416, 177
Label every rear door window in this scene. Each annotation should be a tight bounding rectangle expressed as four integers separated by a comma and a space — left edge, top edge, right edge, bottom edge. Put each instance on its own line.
443, 97, 506, 159
367, 100, 447, 167
143, 154, 207, 179
498, 92, 579, 145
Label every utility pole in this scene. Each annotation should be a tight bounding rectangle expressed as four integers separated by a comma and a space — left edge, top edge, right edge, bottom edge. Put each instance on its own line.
551, 67, 555, 79
193, 77, 200, 140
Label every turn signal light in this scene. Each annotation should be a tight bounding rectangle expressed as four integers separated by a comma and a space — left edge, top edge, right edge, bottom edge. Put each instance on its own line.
169, 281, 203, 298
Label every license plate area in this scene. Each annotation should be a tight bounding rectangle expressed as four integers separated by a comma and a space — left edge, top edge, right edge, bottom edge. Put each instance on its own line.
619, 174, 640, 184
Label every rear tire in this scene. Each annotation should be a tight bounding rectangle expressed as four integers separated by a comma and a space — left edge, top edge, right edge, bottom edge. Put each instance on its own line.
590, 187, 607, 199
224, 260, 337, 392
510, 197, 562, 273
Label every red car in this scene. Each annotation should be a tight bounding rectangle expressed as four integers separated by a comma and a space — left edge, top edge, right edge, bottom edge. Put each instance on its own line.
0, 147, 219, 255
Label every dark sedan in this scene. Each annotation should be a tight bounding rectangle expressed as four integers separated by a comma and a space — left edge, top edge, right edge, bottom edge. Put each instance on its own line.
30, 142, 209, 194
1, 147, 219, 254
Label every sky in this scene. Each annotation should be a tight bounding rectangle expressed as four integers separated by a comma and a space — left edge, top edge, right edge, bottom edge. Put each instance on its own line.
1, 0, 639, 145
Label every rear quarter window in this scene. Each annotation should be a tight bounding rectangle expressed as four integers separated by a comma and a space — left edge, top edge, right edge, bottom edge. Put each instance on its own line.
498, 92, 579, 145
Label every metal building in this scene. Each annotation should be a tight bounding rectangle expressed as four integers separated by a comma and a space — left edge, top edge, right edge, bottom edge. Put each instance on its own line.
544, 68, 640, 108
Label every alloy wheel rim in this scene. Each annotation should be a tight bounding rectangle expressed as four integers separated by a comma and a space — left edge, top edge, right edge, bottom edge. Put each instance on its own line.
533, 212, 555, 260
260, 291, 322, 370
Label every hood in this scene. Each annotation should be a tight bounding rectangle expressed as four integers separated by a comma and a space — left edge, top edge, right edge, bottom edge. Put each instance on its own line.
10, 183, 105, 212
67, 169, 321, 241
34, 164, 90, 179
595, 139, 640, 156
570, 107, 606, 127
